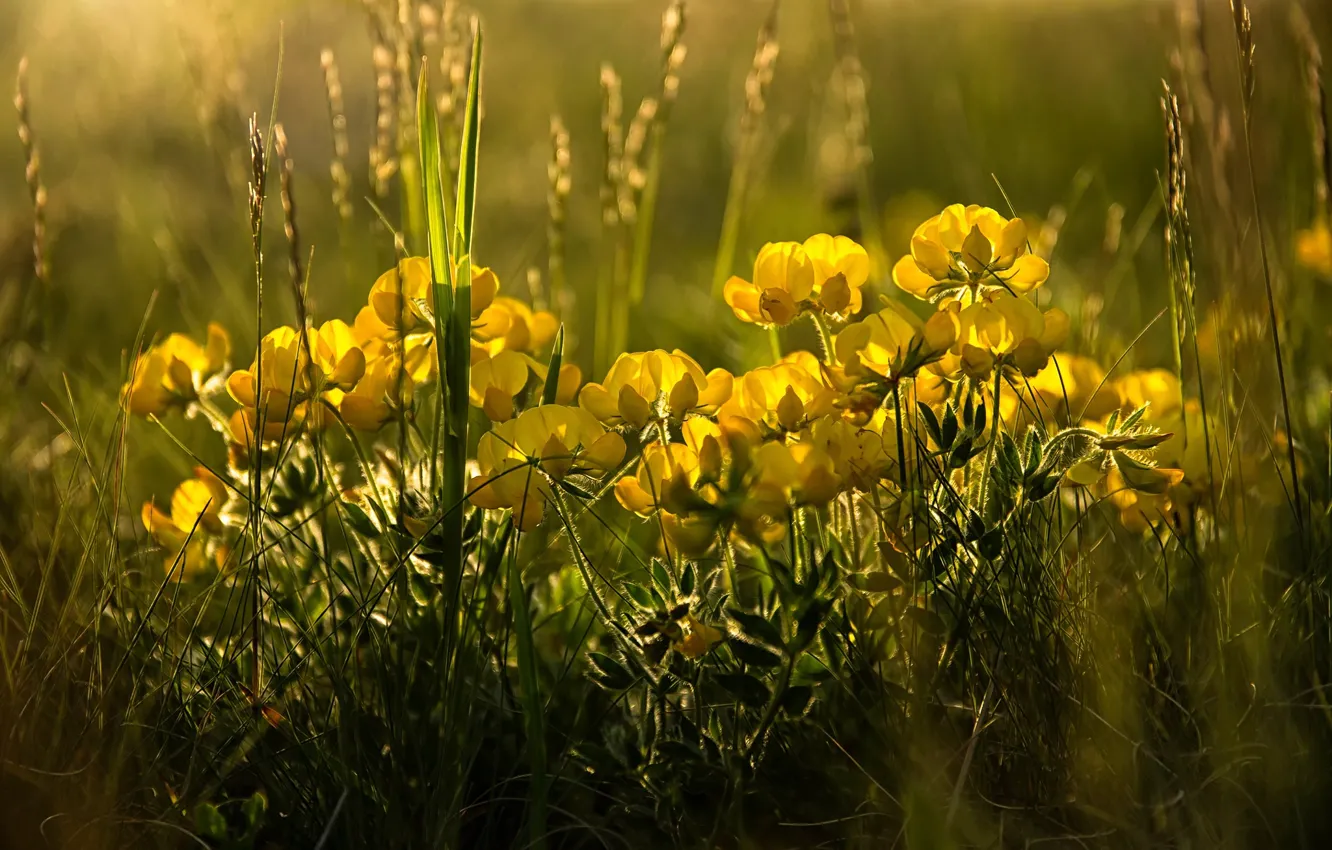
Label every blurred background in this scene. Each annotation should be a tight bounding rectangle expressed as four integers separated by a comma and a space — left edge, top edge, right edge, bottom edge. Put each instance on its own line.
0, 0, 1326, 495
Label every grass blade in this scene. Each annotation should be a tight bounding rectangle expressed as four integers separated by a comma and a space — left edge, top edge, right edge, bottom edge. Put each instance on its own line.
418, 61, 454, 501
542, 325, 565, 406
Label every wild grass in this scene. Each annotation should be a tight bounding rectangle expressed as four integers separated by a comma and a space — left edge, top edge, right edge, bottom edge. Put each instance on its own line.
3, 2, 1332, 849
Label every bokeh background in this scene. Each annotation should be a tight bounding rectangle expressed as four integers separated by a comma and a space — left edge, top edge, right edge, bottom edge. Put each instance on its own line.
0, 0, 1326, 495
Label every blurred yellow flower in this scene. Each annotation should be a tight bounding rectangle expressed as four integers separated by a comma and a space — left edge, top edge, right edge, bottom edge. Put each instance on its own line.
141, 466, 229, 579
470, 405, 627, 530
893, 204, 1049, 300
719, 352, 837, 433
470, 349, 530, 422
580, 350, 732, 428
475, 296, 559, 355
1296, 222, 1332, 276
122, 323, 231, 417
334, 352, 413, 432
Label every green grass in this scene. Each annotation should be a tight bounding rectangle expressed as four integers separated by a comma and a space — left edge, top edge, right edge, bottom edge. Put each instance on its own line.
4, 1, 1332, 849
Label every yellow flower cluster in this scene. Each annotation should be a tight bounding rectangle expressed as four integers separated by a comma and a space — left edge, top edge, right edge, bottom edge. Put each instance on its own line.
122, 323, 231, 417
126, 204, 1210, 574
125, 257, 561, 573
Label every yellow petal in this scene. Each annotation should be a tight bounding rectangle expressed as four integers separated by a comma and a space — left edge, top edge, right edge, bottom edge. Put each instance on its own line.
893, 254, 939, 300
618, 385, 652, 428
961, 224, 993, 272
1003, 254, 1050, 292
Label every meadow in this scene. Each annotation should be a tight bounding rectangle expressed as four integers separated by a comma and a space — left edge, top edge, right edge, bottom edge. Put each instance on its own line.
3, 0, 1332, 847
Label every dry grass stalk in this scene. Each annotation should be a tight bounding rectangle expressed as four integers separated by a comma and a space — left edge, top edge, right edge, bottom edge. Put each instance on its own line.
247, 116, 267, 252
1229, 0, 1305, 535
273, 125, 305, 304
371, 43, 398, 200
1292, 4, 1331, 224
1172, 0, 1240, 275
14, 58, 47, 289
594, 64, 625, 372
320, 50, 353, 223
826, 0, 886, 267
547, 114, 571, 317
709, 2, 781, 297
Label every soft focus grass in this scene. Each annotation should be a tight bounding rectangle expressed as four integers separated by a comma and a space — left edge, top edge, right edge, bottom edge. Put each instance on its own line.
3, 0, 1332, 848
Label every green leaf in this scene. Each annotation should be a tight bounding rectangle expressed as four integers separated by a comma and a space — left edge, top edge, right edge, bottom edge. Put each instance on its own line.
193, 802, 228, 841
624, 582, 660, 613
241, 791, 268, 834
903, 606, 946, 635
715, 672, 771, 708
341, 500, 381, 539
542, 324, 565, 405
588, 651, 635, 691
725, 606, 785, 650
453, 25, 483, 264
918, 401, 943, 448
729, 639, 782, 668
408, 573, 434, 606
678, 561, 696, 596
851, 571, 902, 593
650, 560, 672, 597
792, 598, 831, 653
778, 685, 813, 716
940, 402, 959, 450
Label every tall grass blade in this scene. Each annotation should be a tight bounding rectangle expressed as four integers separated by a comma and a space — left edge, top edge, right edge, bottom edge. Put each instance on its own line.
418, 62, 454, 500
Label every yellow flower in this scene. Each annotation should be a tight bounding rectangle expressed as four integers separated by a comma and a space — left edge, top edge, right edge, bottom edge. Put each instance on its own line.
470, 405, 627, 530
674, 614, 724, 658
943, 290, 1068, 379
470, 349, 531, 422
752, 440, 843, 506
723, 241, 816, 327
1008, 352, 1118, 427
804, 413, 892, 492
718, 352, 837, 434
579, 350, 733, 428
1296, 222, 1332, 276
369, 259, 499, 335
475, 296, 559, 356
803, 233, 871, 319
335, 351, 413, 432
225, 327, 312, 441
724, 235, 871, 327
615, 442, 703, 516
834, 301, 958, 380
312, 319, 368, 391
369, 256, 433, 333
122, 323, 231, 417
141, 467, 230, 579
892, 204, 1050, 300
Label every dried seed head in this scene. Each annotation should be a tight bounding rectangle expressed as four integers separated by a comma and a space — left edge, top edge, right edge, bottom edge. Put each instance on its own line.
1230, 0, 1255, 106
1293, 4, 1331, 220
599, 64, 624, 228
273, 124, 304, 296
14, 56, 47, 287
320, 48, 353, 222
247, 114, 266, 247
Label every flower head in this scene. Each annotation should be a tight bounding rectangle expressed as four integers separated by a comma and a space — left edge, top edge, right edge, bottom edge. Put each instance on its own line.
893, 204, 1049, 300
122, 323, 231, 417
724, 235, 870, 328
141, 467, 230, 579
580, 350, 732, 428
469, 405, 627, 530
